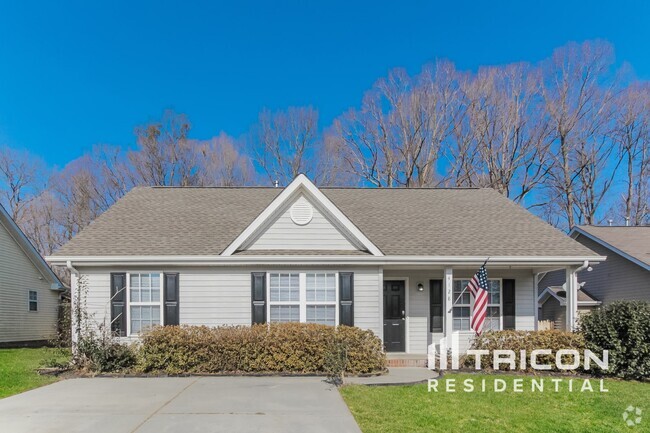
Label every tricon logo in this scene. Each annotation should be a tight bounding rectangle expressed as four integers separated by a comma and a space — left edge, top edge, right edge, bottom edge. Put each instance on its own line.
623, 406, 642, 427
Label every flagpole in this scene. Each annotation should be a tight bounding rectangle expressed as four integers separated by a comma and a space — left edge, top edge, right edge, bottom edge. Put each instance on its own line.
452, 257, 490, 305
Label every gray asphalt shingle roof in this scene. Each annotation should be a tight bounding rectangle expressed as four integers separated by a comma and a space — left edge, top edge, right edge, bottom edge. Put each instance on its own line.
51, 186, 599, 258
575, 225, 650, 267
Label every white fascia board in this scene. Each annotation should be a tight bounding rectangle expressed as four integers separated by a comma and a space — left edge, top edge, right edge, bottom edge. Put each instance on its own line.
46, 255, 607, 267
570, 227, 650, 272
221, 174, 384, 256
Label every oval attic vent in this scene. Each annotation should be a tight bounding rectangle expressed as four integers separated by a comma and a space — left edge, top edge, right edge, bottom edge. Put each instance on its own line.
290, 197, 313, 225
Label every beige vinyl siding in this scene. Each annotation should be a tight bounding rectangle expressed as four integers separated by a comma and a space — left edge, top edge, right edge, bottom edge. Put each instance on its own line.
0, 221, 59, 343
75, 266, 382, 338
350, 267, 382, 337
247, 194, 358, 251
538, 235, 650, 303
180, 269, 251, 326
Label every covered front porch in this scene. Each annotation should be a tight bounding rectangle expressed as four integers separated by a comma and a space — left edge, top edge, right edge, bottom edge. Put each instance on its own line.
379, 263, 588, 355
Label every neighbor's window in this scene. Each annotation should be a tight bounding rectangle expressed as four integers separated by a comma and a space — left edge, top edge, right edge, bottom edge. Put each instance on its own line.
129, 273, 162, 334
452, 279, 501, 331
28, 290, 38, 311
268, 272, 338, 326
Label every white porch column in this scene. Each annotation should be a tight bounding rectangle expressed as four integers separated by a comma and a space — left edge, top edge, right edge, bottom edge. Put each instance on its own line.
565, 267, 578, 331
444, 267, 454, 347
533, 273, 540, 331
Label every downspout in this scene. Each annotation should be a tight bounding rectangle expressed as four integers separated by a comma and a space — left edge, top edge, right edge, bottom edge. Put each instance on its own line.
66, 261, 80, 350
66, 260, 79, 276
576, 260, 589, 274
567, 260, 589, 331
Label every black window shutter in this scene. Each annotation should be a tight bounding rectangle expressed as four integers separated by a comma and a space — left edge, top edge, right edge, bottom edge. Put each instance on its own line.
251, 272, 266, 324
110, 273, 127, 336
503, 279, 516, 330
430, 279, 443, 332
164, 273, 180, 326
339, 272, 354, 326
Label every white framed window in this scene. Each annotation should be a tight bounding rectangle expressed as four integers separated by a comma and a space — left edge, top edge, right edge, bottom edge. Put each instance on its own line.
306, 273, 337, 326
28, 290, 38, 312
269, 273, 300, 323
127, 272, 163, 335
452, 279, 502, 331
268, 272, 338, 326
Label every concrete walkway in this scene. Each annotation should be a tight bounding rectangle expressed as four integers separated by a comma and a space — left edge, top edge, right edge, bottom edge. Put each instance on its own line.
344, 368, 438, 386
0, 377, 361, 433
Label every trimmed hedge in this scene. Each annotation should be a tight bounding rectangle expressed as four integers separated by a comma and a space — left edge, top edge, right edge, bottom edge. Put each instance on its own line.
464, 330, 586, 372
137, 323, 386, 375
580, 301, 650, 380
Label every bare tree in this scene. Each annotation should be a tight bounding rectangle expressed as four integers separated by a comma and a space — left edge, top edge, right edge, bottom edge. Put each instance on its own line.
450, 63, 553, 203
196, 134, 254, 186
19, 190, 67, 256
334, 62, 459, 187
612, 83, 650, 225
129, 110, 200, 186
251, 106, 335, 186
0, 146, 45, 222
541, 40, 617, 228
50, 156, 108, 240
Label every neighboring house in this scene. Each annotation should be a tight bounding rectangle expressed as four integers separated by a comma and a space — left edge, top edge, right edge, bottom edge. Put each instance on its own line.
538, 286, 601, 330
538, 226, 650, 327
0, 204, 64, 345
46, 175, 604, 355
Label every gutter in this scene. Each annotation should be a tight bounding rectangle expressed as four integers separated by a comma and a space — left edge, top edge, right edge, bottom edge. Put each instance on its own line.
47, 255, 607, 267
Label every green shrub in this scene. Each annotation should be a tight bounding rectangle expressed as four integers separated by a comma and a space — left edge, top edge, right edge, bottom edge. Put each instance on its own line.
465, 330, 586, 372
580, 301, 650, 380
137, 323, 386, 376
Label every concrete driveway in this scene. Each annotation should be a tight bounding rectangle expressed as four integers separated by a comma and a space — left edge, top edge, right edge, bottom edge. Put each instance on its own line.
0, 376, 362, 433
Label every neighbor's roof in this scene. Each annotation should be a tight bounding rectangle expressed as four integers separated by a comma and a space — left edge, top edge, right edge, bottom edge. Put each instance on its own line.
51, 186, 599, 258
572, 225, 650, 269
542, 285, 600, 304
0, 203, 64, 288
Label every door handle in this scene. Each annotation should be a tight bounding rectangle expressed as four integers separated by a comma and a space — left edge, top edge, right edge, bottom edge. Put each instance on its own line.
402, 310, 405, 320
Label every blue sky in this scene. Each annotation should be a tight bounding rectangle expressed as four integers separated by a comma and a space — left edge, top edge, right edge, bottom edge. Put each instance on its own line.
1, 0, 648, 168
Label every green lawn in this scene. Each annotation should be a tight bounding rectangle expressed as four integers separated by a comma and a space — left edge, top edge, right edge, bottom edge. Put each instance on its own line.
0, 348, 70, 398
341, 374, 650, 433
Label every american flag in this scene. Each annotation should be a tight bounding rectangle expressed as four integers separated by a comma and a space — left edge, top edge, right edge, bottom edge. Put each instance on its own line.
467, 265, 489, 335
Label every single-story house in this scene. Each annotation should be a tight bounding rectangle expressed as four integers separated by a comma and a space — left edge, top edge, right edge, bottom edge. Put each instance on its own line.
538, 285, 601, 330
46, 175, 604, 356
538, 226, 649, 314
0, 204, 64, 345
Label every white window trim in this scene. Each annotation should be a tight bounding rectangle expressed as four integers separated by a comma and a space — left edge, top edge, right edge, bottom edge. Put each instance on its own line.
452, 278, 503, 332
266, 271, 339, 326
126, 272, 164, 336
28, 290, 38, 312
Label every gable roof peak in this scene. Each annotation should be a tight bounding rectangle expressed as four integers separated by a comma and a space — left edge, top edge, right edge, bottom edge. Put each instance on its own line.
220, 174, 384, 256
